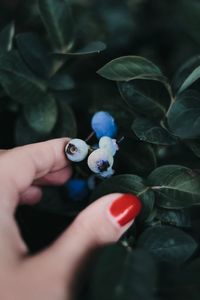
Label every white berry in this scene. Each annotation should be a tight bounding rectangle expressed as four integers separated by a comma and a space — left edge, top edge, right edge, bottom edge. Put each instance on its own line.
99, 136, 119, 156
87, 148, 114, 174
65, 139, 89, 162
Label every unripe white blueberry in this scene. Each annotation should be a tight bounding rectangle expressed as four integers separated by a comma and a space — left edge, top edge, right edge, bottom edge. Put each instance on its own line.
65, 139, 89, 162
99, 136, 119, 156
87, 148, 114, 175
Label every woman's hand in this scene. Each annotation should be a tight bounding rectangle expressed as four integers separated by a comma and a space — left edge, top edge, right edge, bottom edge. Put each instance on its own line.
0, 138, 136, 300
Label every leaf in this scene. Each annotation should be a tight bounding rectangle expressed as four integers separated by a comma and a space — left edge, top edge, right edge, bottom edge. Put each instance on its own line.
156, 208, 191, 228
38, 0, 74, 52
90, 245, 157, 300
16, 33, 53, 78
118, 79, 171, 119
48, 71, 75, 90
186, 139, 200, 158
51, 99, 77, 138
167, 90, 200, 139
173, 55, 200, 94
15, 99, 77, 145
118, 138, 157, 176
137, 225, 197, 265
54, 41, 106, 56
90, 174, 155, 221
15, 114, 49, 146
23, 94, 58, 134
0, 22, 15, 52
147, 165, 200, 209
132, 117, 177, 145
0, 50, 47, 104
97, 56, 164, 81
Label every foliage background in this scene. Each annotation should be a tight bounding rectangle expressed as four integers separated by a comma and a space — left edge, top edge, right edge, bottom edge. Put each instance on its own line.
1, 0, 200, 299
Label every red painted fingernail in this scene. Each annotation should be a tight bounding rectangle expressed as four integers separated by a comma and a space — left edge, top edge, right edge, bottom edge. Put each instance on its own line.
109, 194, 142, 226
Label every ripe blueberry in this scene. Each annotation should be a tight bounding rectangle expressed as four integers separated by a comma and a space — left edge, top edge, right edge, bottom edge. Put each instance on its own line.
91, 111, 117, 139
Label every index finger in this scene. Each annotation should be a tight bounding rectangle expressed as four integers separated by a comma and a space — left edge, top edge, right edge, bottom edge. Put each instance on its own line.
0, 138, 70, 213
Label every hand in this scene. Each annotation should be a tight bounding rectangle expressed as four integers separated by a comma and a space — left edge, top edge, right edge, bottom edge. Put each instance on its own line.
0, 138, 136, 300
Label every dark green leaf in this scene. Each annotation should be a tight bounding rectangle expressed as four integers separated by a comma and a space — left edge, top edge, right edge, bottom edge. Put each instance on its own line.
156, 208, 191, 228
185, 139, 200, 158
15, 114, 49, 146
167, 90, 200, 139
48, 71, 75, 90
118, 138, 157, 176
90, 174, 155, 221
0, 22, 15, 52
175, 55, 200, 93
38, 0, 74, 52
132, 117, 176, 145
54, 41, 106, 56
137, 225, 197, 265
16, 33, 53, 78
0, 51, 47, 104
118, 79, 171, 119
97, 56, 164, 81
51, 99, 77, 138
173, 55, 200, 94
23, 94, 58, 134
90, 245, 157, 300
148, 165, 200, 208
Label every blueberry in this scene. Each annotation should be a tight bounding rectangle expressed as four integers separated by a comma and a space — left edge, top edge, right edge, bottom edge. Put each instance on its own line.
65, 179, 89, 201
87, 148, 114, 177
91, 111, 117, 138
99, 136, 119, 156
65, 139, 89, 162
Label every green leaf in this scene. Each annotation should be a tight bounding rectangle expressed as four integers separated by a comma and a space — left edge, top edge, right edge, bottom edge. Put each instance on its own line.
90, 245, 157, 300
185, 139, 200, 158
0, 22, 15, 52
148, 165, 200, 209
173, 55, 200, 94
132, 117, 177, 145
156, 208, 191, 228
167, 90, 200, 139
50, 99, 77, 138
15, 114, 49, 146
16, 33, 53, 78
118, 138, 157, 176
90, 174, 155, 221
38, 0, 74, 52
23, 94, 58, 134
48, 70, 75, 90
97, 56, 164, 81
54, 41, 106, 56
0, 50, 47, 104
118, 79, 171, 119
137, 225, 197, 265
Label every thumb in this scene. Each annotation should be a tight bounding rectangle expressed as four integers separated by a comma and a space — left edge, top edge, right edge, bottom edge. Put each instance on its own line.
37, 193, 141, 283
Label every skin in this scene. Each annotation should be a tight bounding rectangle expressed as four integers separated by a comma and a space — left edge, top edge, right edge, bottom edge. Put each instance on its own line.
0, 138, 133, 300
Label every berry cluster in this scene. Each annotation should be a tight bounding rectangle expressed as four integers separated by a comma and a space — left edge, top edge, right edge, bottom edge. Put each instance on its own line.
65, 111, 119, 178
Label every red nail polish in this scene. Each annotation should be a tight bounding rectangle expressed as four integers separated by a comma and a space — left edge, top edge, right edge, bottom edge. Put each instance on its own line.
109, 194, 142, 226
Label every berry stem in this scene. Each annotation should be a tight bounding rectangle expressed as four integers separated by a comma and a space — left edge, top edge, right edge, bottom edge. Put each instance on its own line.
85, 131, 95, 142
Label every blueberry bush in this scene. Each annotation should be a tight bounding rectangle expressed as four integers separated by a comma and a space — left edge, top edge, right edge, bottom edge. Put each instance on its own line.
1, 0, 200, 299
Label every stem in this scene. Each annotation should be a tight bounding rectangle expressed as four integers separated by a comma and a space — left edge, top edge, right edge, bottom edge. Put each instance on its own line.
85, 131, 95, 142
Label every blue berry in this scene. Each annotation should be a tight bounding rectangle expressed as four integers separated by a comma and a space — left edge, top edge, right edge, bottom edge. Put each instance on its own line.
99, 136, 119, 156
65, 139, 89, 162
66, 179, 89, 201
91, 111, 117, 139
87, 148, 114, 177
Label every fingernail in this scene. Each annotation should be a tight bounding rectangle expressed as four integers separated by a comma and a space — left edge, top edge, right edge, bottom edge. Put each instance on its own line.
109, 194, 142, 226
